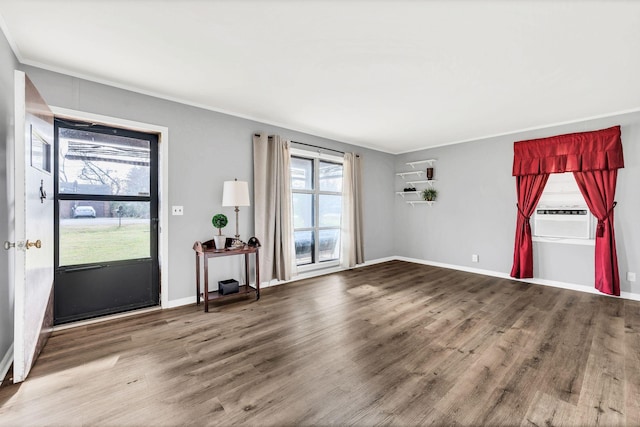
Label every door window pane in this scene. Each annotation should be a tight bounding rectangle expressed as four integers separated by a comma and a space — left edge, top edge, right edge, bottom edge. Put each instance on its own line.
319, 229, 340, 262
31, 127, 52, 172
58, 128, 151, 196
59, 200, 150, 266
319, 161, 343, 192
291, 157, 314, 190
294, 230, 314, 265
319, 194, 342, 227
292, 193, 314, 228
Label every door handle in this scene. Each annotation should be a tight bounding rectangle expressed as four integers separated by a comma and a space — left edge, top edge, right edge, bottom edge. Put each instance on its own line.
3, 241, 15, 250
26, 239, 42, 249
40, 179, 47, 203
61, 264, 105, 273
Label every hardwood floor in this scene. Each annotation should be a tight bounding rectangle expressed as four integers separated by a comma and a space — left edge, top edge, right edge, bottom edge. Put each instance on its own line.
1, 260, 639, 426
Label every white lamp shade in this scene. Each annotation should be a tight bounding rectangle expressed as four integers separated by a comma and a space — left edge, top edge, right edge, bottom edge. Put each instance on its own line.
222, 180, 250, 207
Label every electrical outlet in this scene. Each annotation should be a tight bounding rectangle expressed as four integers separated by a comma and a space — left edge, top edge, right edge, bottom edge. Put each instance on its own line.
472, 254, 479, 263
627, 272, 636, 282
172, 206, 184, 216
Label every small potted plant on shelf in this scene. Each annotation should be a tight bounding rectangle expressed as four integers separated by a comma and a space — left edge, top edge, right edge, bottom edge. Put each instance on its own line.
212, 213, 228, 250
422, 188, 438, 202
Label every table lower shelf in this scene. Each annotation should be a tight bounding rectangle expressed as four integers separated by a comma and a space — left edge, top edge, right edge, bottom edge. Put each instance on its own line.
201, 285, 257, 303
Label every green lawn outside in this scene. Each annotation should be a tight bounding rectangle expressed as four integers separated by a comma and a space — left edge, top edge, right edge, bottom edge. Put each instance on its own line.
59, 223, 150, 266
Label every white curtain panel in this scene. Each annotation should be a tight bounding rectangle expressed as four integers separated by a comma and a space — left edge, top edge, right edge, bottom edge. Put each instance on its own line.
253, 134, 295, 282
341, 153, 365, 268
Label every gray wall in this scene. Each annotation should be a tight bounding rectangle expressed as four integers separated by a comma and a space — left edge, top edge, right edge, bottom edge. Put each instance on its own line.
0, 29, 18, 364
394, 115, 640, 296
20, 65, 396, 302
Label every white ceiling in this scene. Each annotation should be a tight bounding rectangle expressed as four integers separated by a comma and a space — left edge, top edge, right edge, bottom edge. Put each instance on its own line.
1, 1, 639, 153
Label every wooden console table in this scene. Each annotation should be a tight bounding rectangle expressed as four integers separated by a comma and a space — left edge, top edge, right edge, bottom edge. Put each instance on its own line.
193, 241, 260, 312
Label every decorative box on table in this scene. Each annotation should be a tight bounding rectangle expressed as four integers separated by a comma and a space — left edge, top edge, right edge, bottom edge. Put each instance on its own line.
218, 279, 239, 295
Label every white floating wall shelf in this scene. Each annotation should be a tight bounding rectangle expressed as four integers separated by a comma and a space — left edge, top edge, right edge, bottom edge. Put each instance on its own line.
395, 191, 421, 198
406, 180, 437, 187
406, 159, 437, 168
407, 201, 436, 207
395, 170, 425, 179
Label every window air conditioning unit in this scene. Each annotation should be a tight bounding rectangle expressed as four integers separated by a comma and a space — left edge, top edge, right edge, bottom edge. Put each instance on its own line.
533, 208, 594, 240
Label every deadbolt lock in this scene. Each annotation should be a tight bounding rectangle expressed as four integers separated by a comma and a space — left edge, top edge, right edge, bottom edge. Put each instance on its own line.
26, 239, 42, 249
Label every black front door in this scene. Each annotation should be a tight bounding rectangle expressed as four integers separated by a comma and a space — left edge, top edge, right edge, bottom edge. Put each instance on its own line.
53, 119, 159, 324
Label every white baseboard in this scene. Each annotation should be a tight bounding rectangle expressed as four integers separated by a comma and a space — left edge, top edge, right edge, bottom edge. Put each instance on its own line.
1, 343, 13, 385
164, 295, 197, 309
258, 266, 344, 290
161, 255, 640, 310
394, 256, 640, 302
363, 256, 398, 266
258, 257, 397, 289
163, 257, 399, 309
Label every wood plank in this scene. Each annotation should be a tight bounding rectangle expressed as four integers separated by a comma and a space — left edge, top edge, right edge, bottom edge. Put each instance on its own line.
575, 296, 627, 426
521, 391, 578, 427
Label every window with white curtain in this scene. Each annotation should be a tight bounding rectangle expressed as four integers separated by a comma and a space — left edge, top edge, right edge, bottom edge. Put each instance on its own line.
290, 148, 343, 268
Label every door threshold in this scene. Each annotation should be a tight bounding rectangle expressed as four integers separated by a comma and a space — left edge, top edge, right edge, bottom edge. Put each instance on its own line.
53, 306, 162, 331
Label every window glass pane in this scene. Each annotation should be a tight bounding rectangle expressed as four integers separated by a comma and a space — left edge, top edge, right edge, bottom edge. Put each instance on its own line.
292, 193, 314, 228
31, 127, 52, 172
319, 161, 343, 192
294, 230, 314, 265
537, 172, 586, 207
319, 229, 340, 262
59, 200, 150, 266
319, 194, 342, 227
58, 128, 151, 197
290, 157, 313, 190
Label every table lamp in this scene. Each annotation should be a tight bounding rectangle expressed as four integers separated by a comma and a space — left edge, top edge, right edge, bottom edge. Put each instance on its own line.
222, 179, 250, 243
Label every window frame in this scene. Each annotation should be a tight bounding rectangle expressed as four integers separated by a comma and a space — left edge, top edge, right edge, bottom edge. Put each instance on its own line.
290, 147, 344, 271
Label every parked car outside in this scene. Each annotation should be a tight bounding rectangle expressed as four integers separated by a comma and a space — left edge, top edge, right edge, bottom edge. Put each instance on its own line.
73, 206, 96, 218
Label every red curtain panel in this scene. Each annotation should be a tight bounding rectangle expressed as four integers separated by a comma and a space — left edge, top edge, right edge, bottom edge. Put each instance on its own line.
510, 174, 550, 279
573, 170, 620, 295
511, 126, 624, 295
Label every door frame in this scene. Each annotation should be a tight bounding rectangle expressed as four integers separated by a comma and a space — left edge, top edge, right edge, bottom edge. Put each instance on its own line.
51, 106, 170, 310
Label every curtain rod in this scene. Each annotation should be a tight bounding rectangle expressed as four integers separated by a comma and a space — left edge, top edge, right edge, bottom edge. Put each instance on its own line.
291, 140, 345, 155
291, 141, 360, 157
254, 133, 351, 155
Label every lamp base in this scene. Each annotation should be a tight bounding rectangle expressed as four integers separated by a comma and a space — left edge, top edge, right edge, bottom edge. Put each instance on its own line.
230, 238, 244, 249
234, 206, 240, 241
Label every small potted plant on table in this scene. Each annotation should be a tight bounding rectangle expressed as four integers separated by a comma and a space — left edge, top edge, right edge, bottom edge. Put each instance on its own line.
212, 213, 228, 250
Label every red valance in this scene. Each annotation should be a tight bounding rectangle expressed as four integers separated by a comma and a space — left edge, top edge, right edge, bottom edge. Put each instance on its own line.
512, 126, 624, 176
